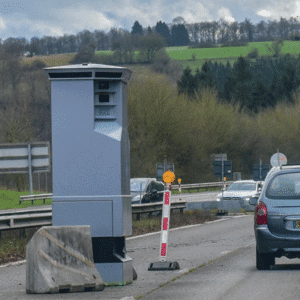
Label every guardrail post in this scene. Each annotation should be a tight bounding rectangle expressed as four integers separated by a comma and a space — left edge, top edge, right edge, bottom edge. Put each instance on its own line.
178, 178, 182, 201
20, 228, 26, 238
27, 144, 33, 195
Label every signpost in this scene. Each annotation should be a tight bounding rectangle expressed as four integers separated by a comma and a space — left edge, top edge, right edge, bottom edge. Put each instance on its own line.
253, 159, 270, 181
0, 142, 50, 194
156, 156, 175, 182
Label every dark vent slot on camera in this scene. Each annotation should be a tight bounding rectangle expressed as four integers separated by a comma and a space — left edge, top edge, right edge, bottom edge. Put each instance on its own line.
48, 72, 92, 78
95, 72, 122, 78
98, 94, 110, 103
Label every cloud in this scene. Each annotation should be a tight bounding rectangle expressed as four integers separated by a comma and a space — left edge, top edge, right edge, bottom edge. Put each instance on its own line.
257, 0, 300, 20
218, 7, 236, 23
257, 9, 272, 18
0, 0, 286, 40
0, 16, 6, 31
103, 0, 213, 28
105, 0, 164, 27
1, 12, 64, 38
172, 0, 213, 23
58, 5, 116, 32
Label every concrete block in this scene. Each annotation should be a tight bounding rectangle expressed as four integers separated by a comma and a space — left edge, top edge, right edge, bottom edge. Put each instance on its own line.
26, 226, 105, 294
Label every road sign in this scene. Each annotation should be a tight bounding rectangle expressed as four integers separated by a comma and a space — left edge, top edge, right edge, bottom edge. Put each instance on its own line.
253, 164, 270, 181
210, 153, 227, 161
163, 171, 175, 184
213, 160, 232, 178
0, 142, 50, 194
270, 152, 287, 167
0, 142, 50, 174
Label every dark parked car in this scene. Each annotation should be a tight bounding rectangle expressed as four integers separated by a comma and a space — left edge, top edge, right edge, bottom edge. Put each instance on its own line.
130, 178, 165, 204
250, 165, 300, 270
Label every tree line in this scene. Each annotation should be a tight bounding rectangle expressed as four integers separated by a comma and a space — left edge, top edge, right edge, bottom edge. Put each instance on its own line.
178, 52, 300, 113
2, 16, 300, 58
129, 71, 300, 183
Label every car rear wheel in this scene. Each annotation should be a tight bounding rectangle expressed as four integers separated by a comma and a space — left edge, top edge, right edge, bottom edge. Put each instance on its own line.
256, 248, 275, 270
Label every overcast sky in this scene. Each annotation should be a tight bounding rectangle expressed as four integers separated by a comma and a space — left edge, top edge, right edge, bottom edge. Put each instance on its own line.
1, 0, 300, 40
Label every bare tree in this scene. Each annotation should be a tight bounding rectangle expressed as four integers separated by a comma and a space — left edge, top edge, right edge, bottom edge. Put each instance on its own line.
138, 33, 166, 62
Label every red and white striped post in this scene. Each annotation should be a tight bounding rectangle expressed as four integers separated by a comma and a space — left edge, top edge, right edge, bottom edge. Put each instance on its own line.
160, 184, 171, 261
178, 178, 182, 201
148, 170, 180, 271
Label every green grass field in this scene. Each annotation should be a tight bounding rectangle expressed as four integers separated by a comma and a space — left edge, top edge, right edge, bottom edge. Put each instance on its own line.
165, 41, 300, 71
0, 190, 51, 210
21, 40, 300, 72
165, 41, 300, 60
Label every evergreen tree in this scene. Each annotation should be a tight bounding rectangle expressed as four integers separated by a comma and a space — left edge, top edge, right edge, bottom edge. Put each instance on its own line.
251, 81, 272, 112
194, 61, 215, 89
269, 74, 284, 105
171, 24, 190, 46
155, 21, 172, 46
177, 67, 196, 97
131, 21, 144, 36
282, 64, 300, 103
223, 57, 253, 110
147, 26, 152, 34
234, 56, 252, 82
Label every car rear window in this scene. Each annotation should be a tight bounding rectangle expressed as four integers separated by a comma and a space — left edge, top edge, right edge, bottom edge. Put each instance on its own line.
227, 182, 256, 191
130, 179, 148, 192
266, 172, 300, 199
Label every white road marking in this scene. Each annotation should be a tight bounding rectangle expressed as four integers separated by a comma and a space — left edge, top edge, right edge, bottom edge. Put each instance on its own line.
0, 259, 26, 268
128, 215, 248, 240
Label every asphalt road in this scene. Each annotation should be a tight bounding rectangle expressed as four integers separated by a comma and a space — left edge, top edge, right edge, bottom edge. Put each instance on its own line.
0, 215, 254, 299
143, 243, 300, 300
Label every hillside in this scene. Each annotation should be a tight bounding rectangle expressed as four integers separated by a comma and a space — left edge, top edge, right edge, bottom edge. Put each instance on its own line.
166, 41, 300, 71
21, 40, 300, 73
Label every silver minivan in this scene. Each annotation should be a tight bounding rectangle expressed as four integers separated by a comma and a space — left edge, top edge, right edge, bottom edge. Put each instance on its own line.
250, 165, 300, 270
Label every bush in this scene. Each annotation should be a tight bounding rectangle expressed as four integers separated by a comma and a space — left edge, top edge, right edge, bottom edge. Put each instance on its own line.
189, 42, 217, 49
93, 52, 123, 65
69, 44, 96, 64
247, 47, 259, 59
290, 34, 300, 41
30, 60, 47, 69
150, 49, 183, 82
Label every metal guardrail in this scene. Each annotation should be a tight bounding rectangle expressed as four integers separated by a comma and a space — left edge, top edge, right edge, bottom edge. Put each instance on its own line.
19, 193, 53, 205
18, 181, 232, 205
132, 201, 186, 221
172, 181, 233, 192
4, 198, 187, 233
0, 206, 52, 233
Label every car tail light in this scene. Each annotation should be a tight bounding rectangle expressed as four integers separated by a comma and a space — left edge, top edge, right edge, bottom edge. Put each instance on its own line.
255, 202, 268, 225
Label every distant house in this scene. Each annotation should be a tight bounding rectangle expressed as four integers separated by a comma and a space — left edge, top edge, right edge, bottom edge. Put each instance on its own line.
23, 51, 33, 57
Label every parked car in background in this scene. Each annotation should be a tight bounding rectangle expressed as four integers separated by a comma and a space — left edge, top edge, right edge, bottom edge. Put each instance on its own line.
130, 178, 165, 204
250, 165, 300, 270
216, 180, 263, 202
